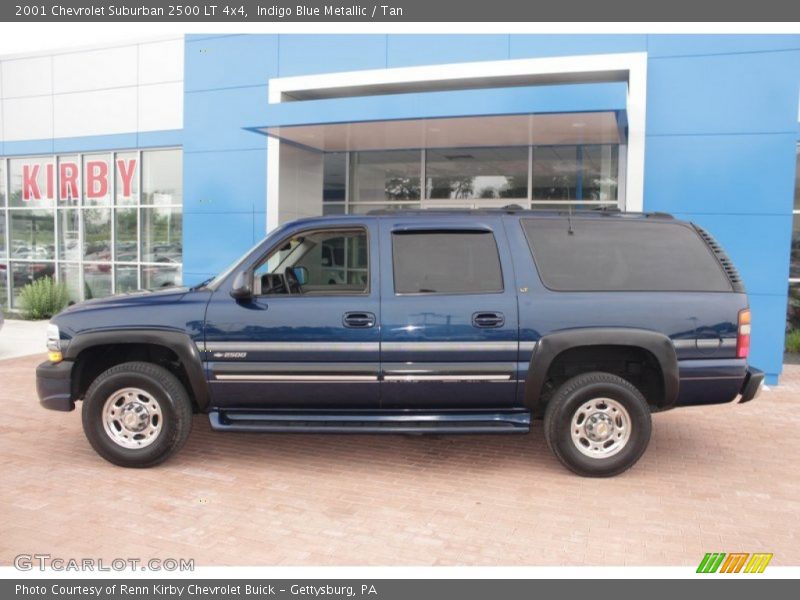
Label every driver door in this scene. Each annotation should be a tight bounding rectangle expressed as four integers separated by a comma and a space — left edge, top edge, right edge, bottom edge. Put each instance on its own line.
203, 222, 380, 409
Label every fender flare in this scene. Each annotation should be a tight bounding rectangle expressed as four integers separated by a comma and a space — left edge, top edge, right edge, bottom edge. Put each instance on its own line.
64, 329, 210, 411
523, 327, 679, 410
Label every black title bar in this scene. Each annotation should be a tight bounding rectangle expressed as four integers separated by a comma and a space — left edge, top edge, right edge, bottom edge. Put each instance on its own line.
2, 0, 800, 22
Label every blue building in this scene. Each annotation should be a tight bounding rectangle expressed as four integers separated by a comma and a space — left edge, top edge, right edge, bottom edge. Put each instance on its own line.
0, 34, 798, 384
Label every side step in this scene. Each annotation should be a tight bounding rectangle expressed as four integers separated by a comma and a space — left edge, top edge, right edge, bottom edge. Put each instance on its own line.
209, 410, 530, 434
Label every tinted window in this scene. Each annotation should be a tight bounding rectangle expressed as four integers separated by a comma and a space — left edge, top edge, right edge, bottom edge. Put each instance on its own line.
521, 218, 732, 292
392, 231, 503, 294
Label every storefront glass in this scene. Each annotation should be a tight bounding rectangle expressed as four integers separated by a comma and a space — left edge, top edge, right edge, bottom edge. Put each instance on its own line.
322, 144, 620, 216
0, 148, 183, 308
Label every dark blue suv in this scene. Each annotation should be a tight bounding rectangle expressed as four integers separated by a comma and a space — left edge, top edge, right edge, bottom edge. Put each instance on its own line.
36, 209, 764, 476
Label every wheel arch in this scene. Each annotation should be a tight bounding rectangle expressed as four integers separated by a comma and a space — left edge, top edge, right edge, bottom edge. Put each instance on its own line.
65, 329, 210, 411
524, 328, 679, 411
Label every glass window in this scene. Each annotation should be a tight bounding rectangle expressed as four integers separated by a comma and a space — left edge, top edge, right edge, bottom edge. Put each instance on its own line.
57, 209, 81, 261
392, 231, 503, 294
115, 208, 138, 262
10, 210, 54, 260
349, 203, 418, 215
323, 153, 346, 202
426, 147, 528, 200
82, 154, 112, 207
141, 264, 181, 290
0, 210, 6, 259
1, 148, 180, 303
791, 213, 800, 280
83, 263, 112, 299
0, 262, 7, 308
532, 146, 578, 201
116, 265, 139, 293
115, 151, 139, 206
141, 207, 182, 263
580, 145, 619, 202
9, 157, 55, 208
11, 262, 54, 307
83, 208, 112, 262
322, 203, 346, 216
789, 284, 800, 332
521, 219, 732, 292
253, 229, 369, 295
58, 263, 82, 304
58, 155, 80, 207
350, 151, 420, 205
142, 149, 182, 206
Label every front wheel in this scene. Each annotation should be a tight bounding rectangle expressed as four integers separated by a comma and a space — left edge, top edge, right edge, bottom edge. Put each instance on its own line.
82, 361, 193, 468
543, 372, 651, 477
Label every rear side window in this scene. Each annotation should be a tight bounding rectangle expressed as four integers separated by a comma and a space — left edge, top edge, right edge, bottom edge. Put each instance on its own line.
392, 231, 503, 294
521, 218, 733, 292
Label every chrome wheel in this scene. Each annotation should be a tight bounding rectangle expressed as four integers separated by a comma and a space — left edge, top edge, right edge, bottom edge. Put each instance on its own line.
102, 387, 163, 449
570, 397, 631, 459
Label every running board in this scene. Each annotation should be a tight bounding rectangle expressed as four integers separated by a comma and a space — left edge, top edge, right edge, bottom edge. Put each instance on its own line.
208, 410, 530, 434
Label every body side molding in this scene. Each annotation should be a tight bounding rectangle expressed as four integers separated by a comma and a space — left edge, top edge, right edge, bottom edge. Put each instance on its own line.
523, 327, 680, 410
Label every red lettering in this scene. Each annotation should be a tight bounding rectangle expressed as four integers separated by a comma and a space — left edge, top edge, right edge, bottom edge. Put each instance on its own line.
22, 164, 41, 201
46, 163, 54, 199
116, 158, 137, 198
85, 160, 109, 199
60, 162, 79, 200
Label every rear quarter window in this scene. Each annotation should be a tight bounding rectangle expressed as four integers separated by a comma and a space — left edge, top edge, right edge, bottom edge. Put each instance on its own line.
521, 218, 733, 292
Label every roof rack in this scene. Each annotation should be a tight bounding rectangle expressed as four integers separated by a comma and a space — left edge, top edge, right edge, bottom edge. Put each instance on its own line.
365, 206, 675, 219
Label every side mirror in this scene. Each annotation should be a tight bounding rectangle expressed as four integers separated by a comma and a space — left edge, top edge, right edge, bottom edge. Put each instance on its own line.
289, 266, 309, 286
229, 271, 252, 300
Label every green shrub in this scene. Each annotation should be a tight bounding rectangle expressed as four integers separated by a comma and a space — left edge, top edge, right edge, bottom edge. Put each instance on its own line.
786, 329, 800, 354
18, 277, 69, 320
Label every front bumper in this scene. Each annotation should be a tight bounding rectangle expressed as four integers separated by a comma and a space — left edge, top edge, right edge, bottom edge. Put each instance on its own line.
36, 360, 75, 411
739, 367, 764, 404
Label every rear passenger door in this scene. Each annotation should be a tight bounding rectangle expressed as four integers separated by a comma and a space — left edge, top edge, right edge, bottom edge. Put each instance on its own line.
379, 218, 519, 409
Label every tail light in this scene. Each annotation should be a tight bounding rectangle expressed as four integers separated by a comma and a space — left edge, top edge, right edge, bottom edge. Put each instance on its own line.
736, 309, 751, 359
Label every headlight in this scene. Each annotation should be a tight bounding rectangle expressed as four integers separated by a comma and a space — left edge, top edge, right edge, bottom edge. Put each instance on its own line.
46, 323, 62, 362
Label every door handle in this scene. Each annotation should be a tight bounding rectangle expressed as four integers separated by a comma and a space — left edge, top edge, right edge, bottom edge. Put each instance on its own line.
472, 311, 505, 328
343, 312, 376, 328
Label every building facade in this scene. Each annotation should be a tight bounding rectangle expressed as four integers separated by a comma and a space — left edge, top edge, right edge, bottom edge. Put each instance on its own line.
0, 34, 798, 384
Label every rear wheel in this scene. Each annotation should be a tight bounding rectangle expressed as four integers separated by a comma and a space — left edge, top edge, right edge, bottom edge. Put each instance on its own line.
543, 371, 651, 477
82, 361, 193, 468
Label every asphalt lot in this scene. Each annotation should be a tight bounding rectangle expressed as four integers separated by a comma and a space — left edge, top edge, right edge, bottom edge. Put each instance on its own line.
1, 352, 798, 566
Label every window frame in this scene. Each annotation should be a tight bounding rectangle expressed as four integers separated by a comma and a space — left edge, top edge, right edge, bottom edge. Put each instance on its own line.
250, 225, 372, 298
390, 228, 506, 296
0, 148, 183, 308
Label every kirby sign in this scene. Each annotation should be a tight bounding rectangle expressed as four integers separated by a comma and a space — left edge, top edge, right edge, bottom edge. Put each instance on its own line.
20, 158, 137, 201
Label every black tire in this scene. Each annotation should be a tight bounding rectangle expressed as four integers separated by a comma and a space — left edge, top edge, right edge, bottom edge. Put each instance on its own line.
543, 371, 651, 477
81, 361, 193, 468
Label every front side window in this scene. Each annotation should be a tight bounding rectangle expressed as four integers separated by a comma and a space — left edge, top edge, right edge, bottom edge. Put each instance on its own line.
392, 231, 503, 294
253, 228, 369, 295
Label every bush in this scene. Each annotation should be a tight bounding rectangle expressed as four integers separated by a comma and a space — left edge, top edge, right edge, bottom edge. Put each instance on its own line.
18, 277, 69, 320
786, 330, 800, 354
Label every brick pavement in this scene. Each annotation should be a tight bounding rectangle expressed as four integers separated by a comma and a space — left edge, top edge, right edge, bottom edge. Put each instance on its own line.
1, 354, 798, 566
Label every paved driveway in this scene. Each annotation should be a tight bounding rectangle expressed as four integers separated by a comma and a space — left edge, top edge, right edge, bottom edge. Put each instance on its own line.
1, 354, 798, 566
